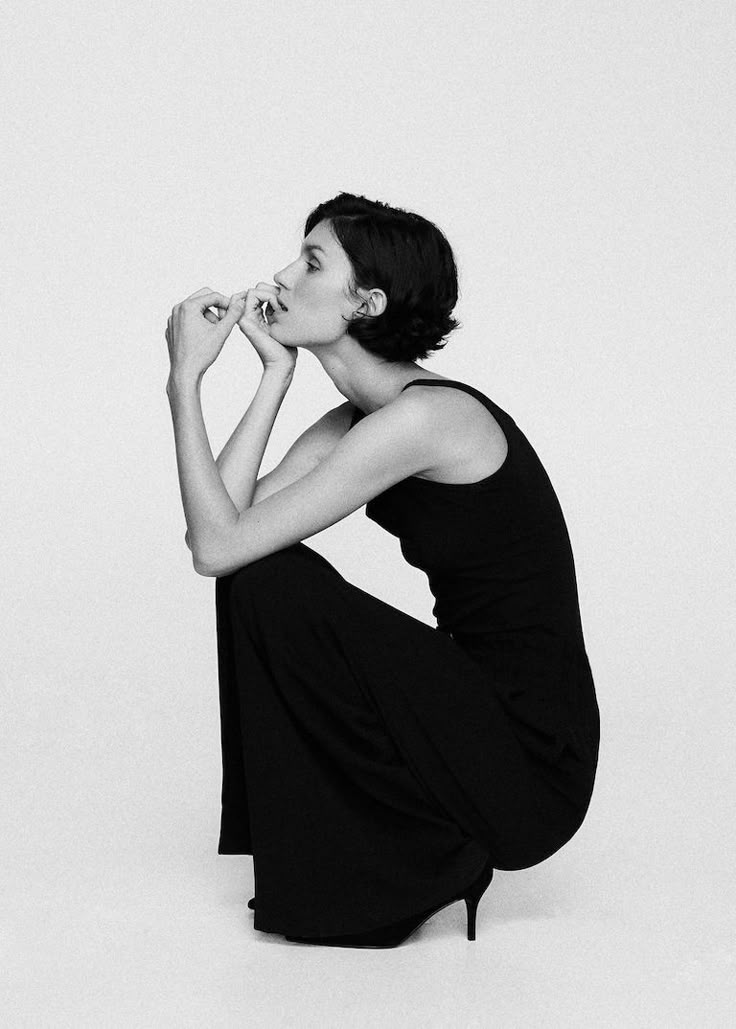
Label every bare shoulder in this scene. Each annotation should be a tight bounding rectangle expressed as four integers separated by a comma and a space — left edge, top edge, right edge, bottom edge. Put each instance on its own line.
321, 391, 445, 489
352, 387, 443, 433
385, 379, 486, 427
392, 380, 509, 482
399, 379, 501, 428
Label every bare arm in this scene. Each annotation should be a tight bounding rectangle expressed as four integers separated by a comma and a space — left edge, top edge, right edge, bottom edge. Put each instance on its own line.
245, 400, 355, 505
195, 391, 441, 576
184, 373, 354, 549
182, 366, 293, 549
214, 366, 295, 510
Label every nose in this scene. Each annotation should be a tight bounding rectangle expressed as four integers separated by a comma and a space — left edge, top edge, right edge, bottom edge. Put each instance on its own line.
273, 265, 290, 290
274, 254, 303, 289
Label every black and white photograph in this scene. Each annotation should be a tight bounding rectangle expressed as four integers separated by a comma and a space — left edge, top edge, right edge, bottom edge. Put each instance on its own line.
3, 1, 733, 1025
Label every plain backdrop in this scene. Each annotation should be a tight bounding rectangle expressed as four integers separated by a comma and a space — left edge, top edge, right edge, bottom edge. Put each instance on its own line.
2, 1, 734, 1025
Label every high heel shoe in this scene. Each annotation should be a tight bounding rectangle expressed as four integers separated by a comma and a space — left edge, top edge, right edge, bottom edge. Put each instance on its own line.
284, 858, 494, 948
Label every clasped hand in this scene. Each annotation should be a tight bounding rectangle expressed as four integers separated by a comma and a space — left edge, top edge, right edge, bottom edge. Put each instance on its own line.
165, 283, 296, 381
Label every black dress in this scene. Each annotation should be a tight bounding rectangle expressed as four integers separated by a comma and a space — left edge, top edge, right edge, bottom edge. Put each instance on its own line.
214, 379, 600, 937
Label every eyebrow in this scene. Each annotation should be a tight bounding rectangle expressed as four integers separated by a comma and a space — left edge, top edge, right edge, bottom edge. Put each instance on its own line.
302, 243, 326, 256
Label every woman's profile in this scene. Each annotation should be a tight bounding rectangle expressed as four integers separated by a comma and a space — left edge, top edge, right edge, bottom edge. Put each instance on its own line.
164, 191, 600, 948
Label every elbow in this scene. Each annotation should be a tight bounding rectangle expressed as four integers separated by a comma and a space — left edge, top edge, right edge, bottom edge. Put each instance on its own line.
191, 537, 223, 576
194, 545, 252, 579
192, 517, 243, 577
193, 549, 221, 577
190, 525, 231, 577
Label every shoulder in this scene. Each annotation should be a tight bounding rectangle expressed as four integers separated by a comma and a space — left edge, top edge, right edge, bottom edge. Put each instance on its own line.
336, 390, 447, 480
401, 381, 504, 430
394, 382, 509, 473
350, 387, 443, 439
387, 382, 479, 434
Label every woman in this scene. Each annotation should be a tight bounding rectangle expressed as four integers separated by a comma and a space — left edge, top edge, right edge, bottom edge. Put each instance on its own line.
165, 191, 600, 948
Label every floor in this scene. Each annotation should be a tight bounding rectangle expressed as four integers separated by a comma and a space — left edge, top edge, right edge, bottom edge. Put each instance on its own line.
3, 757, 733, 1028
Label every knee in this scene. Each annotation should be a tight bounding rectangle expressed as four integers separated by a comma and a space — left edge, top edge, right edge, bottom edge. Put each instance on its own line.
228, 542, 331, 607
230, 543, 302, 591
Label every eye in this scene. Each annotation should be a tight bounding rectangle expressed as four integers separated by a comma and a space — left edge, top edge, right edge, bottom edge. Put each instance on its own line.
305, 259, 319, 272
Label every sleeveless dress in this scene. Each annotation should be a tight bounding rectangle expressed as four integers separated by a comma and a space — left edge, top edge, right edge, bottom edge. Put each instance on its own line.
214, 379, 600, 938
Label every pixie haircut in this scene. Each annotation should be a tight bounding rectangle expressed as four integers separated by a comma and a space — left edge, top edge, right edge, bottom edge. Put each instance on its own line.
304, 192, 461, 362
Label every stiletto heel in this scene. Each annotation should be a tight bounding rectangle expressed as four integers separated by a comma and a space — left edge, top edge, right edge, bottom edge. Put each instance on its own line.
284, 857, 494, 948
463, 859, 494, 941
465, 897, 477, 941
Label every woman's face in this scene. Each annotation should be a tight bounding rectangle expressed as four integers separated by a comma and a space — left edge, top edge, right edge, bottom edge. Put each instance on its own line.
269, 219, 358, 346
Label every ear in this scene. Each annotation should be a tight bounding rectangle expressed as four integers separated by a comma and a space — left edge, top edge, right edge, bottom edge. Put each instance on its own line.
355, 286, 388, 319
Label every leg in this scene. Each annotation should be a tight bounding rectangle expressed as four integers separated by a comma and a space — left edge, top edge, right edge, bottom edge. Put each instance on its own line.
215, 572, 254, 855
216, 543, 561, 937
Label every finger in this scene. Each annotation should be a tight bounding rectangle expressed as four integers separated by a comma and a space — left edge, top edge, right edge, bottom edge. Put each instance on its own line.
218, 294, 247, 333
231, 283, 278, 293
257, 283, 282, 310
232, 284, 281, 303
203, 309, 218, 324
183, 286, 215, 302
186, 291, 231, 312
240, 287, 282, 318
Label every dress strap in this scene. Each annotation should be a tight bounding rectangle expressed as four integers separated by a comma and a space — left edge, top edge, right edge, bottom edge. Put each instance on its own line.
402, 379, 483, 399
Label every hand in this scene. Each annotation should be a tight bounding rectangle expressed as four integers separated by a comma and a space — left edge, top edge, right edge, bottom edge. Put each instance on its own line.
165, 287, 245, 381
235, 282, 298, 375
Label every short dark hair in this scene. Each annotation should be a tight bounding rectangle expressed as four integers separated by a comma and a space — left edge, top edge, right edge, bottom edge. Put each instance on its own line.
304, 191, 461, 362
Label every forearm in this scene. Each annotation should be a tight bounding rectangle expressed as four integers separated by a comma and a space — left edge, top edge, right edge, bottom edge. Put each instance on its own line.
214, 365, 294, 511
167, 373, 241, 567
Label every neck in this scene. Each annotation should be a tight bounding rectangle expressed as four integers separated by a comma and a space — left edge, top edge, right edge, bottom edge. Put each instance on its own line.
309, 335, 431, 414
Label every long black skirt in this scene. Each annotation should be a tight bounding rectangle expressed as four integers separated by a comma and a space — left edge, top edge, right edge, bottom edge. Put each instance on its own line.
214, 542, 598, 937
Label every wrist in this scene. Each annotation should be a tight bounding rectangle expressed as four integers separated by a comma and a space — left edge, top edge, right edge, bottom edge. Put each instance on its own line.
167, 369, 203, 397
261, 363, 295, 388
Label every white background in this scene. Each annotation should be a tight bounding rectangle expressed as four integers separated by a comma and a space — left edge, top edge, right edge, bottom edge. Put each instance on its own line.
2, 0, 734, 1025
